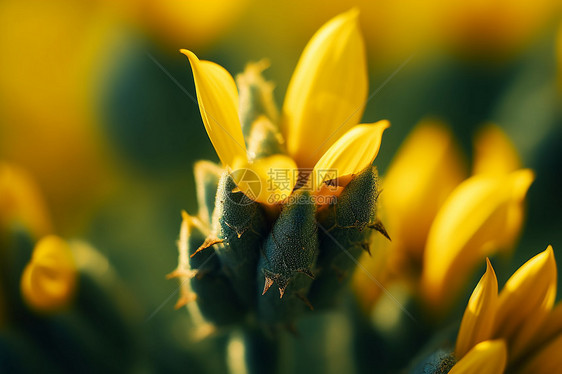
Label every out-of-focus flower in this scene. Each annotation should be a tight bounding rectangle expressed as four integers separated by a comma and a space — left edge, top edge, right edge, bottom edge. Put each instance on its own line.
0, 0, 123, 234
233, 0, 557, 72
450, 246, 559, 373
439, 0, 560, 60
0, 163, 52, 239
127, 0, 250, 48
1, 162, 53, 326
184, 9, 388, 205
378, 121, 467, 265
236, 0, 441, 68
20, 236, 77, 313
472, 124, 522, 176
354, 122, 534, 313
421, 168, 534, 308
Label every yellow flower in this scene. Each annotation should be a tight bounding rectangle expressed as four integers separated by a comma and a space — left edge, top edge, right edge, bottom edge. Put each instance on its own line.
21, 235, 78, 313
421, 168, 534, 308
354, 122, 533, 313
125, 0, 250, 48
451, 246, 559, 373
380, 120, 467, 263
0, 0, 121, 234
1, 162, 53, 325
183, 9, 388, 205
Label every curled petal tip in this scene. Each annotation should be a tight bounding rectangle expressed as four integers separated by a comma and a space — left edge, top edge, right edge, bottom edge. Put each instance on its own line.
180, 49, 195, 59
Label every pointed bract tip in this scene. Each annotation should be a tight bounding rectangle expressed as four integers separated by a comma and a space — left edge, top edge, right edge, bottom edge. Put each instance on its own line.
174, 293, 196, 310
262, 276, 274, 295
298, 268, 315, 279
181, 210, 189, 220
369, 220, 391, 241
279, 286, 286, 299
484, 257, 495, 275
190, 237, 223, 258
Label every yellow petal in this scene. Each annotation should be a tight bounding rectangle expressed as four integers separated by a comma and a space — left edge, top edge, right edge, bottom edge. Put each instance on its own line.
381, 120, 467, 261
456, 259, 499, 358
21, 235, 77, 312
232, 154, 298, 206
529, 302, 562, 349
473, 124, 521, 176
421, 169, 534, 309
181, 49, 247, 167
312, 121, 389, 190
493, 246, 557, 358
449, 340, 507, 374
282, 8, 368, 168
517, 333, 562, 374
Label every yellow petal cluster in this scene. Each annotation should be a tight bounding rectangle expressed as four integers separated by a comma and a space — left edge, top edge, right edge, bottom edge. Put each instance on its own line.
354, 120, 531, 313
184, 10, 387, 206
21, 235, 77, 313
422, 169, 534, 307
452, 246, 561, 373
381, 121, 466, 261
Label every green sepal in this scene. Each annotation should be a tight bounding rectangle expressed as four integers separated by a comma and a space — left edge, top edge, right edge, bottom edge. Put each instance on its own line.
246, 116, 285, 160
236, 61, 279, 137
409, 349, 456, 374
176, 212, 246, 326
236, 61, 285, 160
258, 191, 318, 325
309, 167, 389, 309
206, 172, 267, 308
